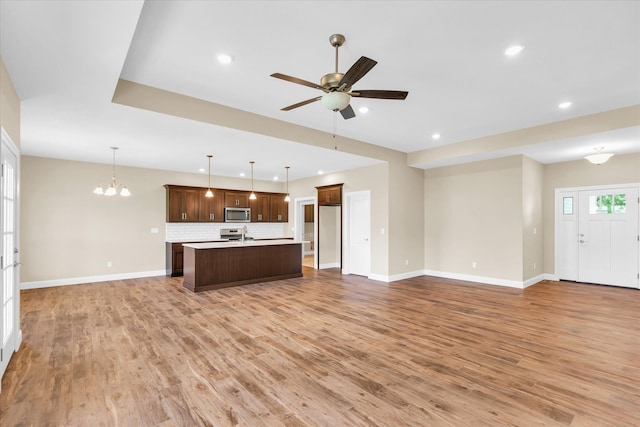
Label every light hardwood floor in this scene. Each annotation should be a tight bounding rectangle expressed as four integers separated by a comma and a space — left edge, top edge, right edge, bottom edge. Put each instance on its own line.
1, 268, 638, 426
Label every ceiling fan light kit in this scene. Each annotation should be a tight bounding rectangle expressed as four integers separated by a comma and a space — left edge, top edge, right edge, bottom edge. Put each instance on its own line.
271, 34, 408, 120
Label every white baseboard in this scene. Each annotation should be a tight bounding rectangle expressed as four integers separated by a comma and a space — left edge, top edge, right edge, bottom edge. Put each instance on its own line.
368, 270, 424, 283
423, 269, 528, 289
318, 262, 340, 270
20, 270, 167, 290
523, 274, 546, 288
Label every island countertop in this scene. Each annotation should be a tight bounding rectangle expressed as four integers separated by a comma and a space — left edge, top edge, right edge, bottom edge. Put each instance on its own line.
183, 239, 303, 250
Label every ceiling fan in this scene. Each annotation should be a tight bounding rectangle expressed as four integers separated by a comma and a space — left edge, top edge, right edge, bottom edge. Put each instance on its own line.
270, 34, 408, 120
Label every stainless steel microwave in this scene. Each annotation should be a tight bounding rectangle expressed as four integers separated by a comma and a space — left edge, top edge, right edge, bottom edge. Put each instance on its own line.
224, 207, 251, 223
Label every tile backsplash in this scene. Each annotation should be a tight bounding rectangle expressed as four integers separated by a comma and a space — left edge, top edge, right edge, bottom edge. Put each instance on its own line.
166, 222, 289, 242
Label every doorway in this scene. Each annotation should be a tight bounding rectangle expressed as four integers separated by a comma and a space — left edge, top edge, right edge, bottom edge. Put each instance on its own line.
295, 197, 316, 268
555, 184, 639, 288
1, 128, 21, 386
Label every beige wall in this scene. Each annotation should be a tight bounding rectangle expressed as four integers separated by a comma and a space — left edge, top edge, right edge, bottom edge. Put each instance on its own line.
522, 156, 544, 280
0, 55, 20, 147
424, 156, 524, 281
542, 152, 640, 274
288, 163, 391, 277
21, 155, 284, 283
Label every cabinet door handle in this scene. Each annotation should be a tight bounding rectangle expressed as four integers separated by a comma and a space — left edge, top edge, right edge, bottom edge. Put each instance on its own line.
278, 214, 282, 221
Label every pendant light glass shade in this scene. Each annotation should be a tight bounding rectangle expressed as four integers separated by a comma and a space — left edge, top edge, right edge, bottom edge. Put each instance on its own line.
585, 147, 614, 165
249, 161, 257, 200
205, 155, 214, 198
284, 166, 290, 202
93, 147, 131, 197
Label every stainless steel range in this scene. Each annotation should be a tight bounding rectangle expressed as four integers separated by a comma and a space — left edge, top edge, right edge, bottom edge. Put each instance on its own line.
220, 227, 253, 241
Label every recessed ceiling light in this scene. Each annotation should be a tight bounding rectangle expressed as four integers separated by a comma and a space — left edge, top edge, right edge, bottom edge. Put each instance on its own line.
431, 133, 441, 140
273, 176, 279, 181
558, 101, 572, 109
318, 170, 324, 175
239, 172, 245, 177
217, 54, 233, 64
359, 106, 369, 114
504, 45, 525, 56
198, 168, 205, 173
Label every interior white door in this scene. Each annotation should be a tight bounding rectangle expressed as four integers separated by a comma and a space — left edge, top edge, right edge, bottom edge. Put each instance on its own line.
348, 192, 370, 276
578, 187, 639, 288
1, 136, 19, 380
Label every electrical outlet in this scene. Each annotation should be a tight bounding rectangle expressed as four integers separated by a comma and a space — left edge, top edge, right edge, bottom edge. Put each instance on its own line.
472, 262, 477, 269
405, 259, 409, 266
151, 228, 159, 234
534, 262, 537, 270
381, 228, 385, 235
107, 261, 112, 268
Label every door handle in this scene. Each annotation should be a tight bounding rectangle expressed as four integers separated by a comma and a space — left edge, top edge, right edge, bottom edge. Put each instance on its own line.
13, 262, 22, 268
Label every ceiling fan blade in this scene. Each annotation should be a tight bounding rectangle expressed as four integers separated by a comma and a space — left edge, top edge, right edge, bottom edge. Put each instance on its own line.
271, 73, 326, 91
281, 96, 322, 111
338, 56, 377, 89
351, 90, 409, 100
340, 104, 356, 120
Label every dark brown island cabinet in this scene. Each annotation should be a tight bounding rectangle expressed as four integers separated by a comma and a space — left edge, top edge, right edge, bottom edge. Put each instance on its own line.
182, 240, 303, 292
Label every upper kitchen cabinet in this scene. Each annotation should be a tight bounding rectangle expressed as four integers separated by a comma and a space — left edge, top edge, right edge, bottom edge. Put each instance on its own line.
225, 191, 250, 208
199, 190, 225, 222
317, 183, 343, 206
270, 194, 289, 222
166, 185, 200, 222
251, 193, 271, 222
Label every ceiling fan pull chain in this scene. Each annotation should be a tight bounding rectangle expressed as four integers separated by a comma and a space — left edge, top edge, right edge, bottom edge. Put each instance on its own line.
333, 112, 338, 150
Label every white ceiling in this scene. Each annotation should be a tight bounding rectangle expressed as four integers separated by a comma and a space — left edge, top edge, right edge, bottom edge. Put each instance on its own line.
1, 1, 639, 182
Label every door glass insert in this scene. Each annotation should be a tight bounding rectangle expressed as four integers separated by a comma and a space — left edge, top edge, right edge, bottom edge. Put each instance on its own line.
589, 194, 627, 214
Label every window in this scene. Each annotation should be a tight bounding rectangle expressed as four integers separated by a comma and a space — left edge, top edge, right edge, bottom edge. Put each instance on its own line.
589, 194, 626, 214
563, 197, 573, 215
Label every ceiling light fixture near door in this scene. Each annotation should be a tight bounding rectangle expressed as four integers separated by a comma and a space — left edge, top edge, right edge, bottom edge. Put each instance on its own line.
93, 147, 130, 197
585, 147, 614, 165
249, 161, 257, 200
205, 154, 214, 198
284, 166, 291, 202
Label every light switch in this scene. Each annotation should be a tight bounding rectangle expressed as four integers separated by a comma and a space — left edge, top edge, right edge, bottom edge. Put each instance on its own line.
151, 228, 159, 234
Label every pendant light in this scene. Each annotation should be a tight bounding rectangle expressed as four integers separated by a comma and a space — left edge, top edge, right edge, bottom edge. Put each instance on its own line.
93, 147, 131, 197
249, 161, 257, 200
585, 147, 614, 165
284, 166, 291, 202
205, 155, 213, 198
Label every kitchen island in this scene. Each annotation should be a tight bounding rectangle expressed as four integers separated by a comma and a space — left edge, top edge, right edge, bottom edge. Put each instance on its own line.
182, 239, 303, 292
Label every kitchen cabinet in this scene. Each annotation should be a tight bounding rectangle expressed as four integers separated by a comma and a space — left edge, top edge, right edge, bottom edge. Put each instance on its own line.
270, 194, 289, 222
199, 190, 225, 222
251, 193, 271, 222
304, 204, 314, 222
317, 183, 343, 206
166, 242, 186, 276
166, 185, 200, 222
225, 191, 250, 208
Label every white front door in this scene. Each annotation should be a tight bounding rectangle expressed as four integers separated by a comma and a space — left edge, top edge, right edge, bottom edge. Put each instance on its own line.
577, 187, 639, 288
1, 129, 20, 383
347, 191, 370, 277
